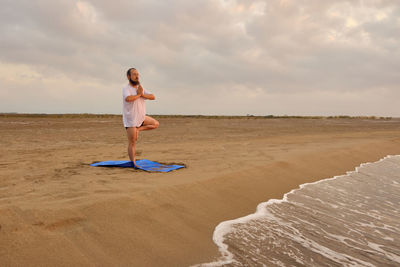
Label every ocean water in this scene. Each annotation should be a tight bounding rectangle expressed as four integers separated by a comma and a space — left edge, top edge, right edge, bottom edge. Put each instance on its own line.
196, 155, 400, 267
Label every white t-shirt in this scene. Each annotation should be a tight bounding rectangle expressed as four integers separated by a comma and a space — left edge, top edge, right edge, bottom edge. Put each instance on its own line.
122, 84, 151, 127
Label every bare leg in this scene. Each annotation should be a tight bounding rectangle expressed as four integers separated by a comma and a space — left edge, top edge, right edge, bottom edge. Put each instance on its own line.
135, 126, 139, 142
126, 127, 138, 168
137, 116, 160, 135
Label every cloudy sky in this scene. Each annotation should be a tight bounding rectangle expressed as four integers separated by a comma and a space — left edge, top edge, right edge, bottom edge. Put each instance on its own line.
1, 0, 399, 116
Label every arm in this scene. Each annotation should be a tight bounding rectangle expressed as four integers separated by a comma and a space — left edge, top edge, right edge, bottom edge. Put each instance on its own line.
125, 85, 143, 102
125, 93, 142, 102
142, 93, 155, 100
139, 84, 156, 100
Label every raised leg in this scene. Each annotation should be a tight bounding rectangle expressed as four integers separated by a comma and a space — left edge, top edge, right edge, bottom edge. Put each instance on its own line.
137, 116, 160, 135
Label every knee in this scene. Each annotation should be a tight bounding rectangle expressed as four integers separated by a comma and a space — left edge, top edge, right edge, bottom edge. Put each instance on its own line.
128, 138, 135, 145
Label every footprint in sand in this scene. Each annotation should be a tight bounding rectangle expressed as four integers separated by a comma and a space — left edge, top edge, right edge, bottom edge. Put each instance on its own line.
33, 217, 85, 231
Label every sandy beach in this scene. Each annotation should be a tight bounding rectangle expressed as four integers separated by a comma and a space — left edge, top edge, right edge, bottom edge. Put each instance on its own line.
0, 115, 399, 266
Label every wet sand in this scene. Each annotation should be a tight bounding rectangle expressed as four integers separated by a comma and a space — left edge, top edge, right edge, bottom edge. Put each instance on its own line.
0, 115, 399, 266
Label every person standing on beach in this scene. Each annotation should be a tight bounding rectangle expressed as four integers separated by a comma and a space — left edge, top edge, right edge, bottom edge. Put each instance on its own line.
122, 68, 159, 168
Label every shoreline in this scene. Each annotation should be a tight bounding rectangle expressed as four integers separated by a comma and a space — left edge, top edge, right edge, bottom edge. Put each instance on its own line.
196, 154, 400, 266
160, 142, 400, 266
0, 117, 399, 266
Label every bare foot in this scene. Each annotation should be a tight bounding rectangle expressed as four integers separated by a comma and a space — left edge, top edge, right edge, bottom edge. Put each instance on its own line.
131, 161, 139, 169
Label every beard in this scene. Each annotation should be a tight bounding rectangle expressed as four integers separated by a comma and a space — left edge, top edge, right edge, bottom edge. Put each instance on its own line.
129, 78, 139, 86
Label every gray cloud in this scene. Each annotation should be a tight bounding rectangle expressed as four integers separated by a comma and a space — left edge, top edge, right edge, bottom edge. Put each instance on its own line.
0, 0, 399, 116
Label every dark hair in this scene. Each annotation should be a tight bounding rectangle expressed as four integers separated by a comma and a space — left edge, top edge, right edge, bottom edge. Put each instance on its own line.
126, 68, 136, 76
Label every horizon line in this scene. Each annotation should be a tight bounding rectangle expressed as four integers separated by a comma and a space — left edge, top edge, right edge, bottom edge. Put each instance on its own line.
0, 112, 396, 120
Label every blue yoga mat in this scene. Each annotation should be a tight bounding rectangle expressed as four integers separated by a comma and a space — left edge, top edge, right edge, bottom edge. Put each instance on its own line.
90, 159, 185, 172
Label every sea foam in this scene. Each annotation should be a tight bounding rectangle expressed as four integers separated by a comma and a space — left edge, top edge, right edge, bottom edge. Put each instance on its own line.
194, 155, 400, 266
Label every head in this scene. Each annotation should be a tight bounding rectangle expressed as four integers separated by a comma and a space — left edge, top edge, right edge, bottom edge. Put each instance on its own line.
127, 68, 139, 86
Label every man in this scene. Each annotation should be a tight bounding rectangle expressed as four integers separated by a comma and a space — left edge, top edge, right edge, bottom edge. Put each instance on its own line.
122, 68, 159, 168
